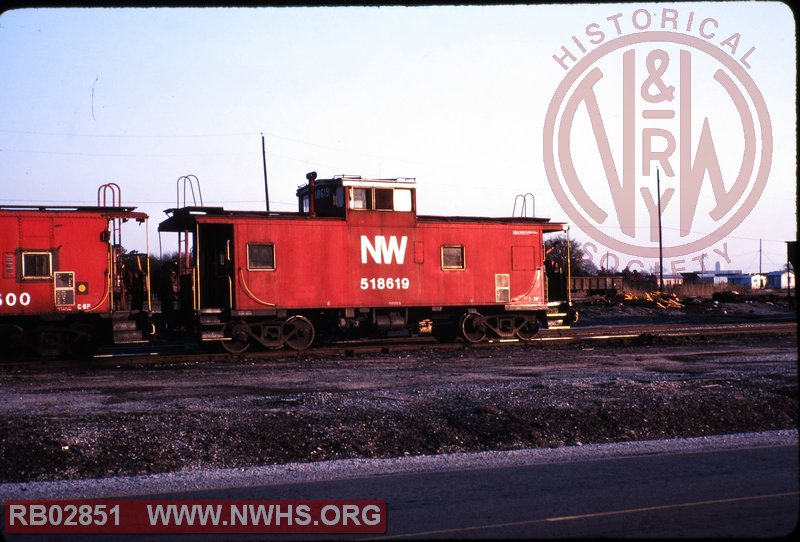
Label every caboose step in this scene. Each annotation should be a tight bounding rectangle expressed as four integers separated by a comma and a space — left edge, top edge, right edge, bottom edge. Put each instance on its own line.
111, 313, 147, 343
199, 316, 223, 325
113, 330, 145, 343
112, 319, 138, 331
200, 315, 226, 341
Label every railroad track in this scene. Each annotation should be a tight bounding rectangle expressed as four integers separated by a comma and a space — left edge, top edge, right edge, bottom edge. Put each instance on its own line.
1, 320, 794, 371
537, 321, 798, 341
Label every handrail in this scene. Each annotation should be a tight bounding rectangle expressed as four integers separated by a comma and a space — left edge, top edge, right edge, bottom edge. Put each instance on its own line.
87, 261, 111, 312
237, 268, 276, 307
512, 193, 535, 218
97, 182, 121, 207
177, 175, 203, 207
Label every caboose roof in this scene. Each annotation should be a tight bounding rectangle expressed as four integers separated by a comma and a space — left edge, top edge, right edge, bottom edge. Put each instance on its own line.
417, 214, 567, 229
339, 177, 416, 188
295, 175, 416, 193
0, 205, 148, 221
158, 206, 324, 232
159, 205, 567, 232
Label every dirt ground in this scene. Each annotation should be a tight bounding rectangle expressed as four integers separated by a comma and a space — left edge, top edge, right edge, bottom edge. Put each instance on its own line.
0, 294, 796, 484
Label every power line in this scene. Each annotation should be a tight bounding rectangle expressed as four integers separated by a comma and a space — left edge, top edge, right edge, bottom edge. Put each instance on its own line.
0, 128, 538, 174
0, 148, 254, 157
0, 129, 259, 139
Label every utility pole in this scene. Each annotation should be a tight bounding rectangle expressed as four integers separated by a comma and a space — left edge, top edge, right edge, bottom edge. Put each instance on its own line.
261, 133, 270, 212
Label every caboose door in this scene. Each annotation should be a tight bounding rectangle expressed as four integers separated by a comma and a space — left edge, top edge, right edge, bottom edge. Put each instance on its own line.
197, 223, 235, 311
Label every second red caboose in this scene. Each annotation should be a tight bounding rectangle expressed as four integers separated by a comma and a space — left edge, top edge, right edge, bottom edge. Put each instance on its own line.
0, 184, 151, 360
158, 173, 573, 352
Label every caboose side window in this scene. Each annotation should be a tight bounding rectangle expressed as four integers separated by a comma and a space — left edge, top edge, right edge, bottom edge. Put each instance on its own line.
247, 243, 275, 270
21, 252, 52, 279
349, 187, 413, 212
393, 188, 412, 212
374, 189, 394, 210
441, 245, 465, 270
349, 188, 372, 210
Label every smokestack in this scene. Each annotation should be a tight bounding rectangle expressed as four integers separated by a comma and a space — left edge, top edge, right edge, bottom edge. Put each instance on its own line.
306, 171, 317, 217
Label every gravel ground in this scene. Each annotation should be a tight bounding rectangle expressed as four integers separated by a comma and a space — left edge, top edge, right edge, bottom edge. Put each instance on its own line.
0, 298, 796, 484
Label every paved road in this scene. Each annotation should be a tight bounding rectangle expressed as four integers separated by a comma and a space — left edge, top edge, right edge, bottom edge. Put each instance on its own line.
2, 431, 797, 540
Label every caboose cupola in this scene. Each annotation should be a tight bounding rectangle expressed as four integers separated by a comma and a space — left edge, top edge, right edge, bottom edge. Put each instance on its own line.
296, 174, 416, 218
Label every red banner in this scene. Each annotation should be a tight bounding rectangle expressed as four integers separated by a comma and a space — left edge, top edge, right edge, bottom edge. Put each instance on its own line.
4, 499, 387, 534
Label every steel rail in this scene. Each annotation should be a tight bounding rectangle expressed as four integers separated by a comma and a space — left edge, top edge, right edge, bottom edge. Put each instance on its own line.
1, 321, 795, 372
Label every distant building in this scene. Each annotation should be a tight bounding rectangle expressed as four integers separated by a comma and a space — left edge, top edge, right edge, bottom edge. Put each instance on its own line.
727, 274, 766, 289
687, 269, 745, 286
661, 274, 684, 287
765, 270, 795, 289
681, 268, 793, 290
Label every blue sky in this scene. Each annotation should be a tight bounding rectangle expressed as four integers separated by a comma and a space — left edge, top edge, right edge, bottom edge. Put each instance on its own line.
0, 4, 795, 275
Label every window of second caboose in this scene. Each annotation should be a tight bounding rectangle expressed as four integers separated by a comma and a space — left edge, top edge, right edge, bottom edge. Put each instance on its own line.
21, 251, 52, 279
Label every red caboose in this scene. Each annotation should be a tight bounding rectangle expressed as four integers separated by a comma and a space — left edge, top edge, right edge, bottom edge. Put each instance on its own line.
158, 173, 573, 352
0, 185, 151, 359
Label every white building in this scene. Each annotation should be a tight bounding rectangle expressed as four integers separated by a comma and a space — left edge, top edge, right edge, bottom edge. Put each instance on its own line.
765, 270, 795, 289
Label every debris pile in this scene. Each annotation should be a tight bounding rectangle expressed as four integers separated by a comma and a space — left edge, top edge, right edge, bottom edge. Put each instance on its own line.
622, 290, 684, 309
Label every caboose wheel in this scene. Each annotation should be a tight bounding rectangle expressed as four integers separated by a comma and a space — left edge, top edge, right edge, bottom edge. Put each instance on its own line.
283, 315, 315, 351
222, 321, 251, 353
515, 318, 539, 341
67, 323, 98, 360
460, 313, 486, 343
0, 324, 26, 362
